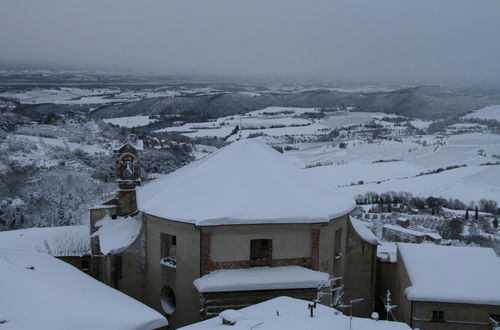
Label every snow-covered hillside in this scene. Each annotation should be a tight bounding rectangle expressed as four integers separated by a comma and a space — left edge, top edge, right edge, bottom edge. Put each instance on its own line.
463, 105, 500, 122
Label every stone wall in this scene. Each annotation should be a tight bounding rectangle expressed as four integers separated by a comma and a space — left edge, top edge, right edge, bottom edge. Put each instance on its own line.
143, 214, 201, 329
412, 301, 500, 330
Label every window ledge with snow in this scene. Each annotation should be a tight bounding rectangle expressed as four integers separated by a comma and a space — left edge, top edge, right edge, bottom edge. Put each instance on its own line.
160, 257, 177, 269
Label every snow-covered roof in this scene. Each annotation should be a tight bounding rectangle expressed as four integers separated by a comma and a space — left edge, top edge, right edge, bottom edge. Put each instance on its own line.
350, 217, 379, 245
398, 243, 500, 305
0, 225, 90, 257
377, 242, 397, 263
193, 266, 329, 293
383, 224, 441, 240
138, 139, 355, 226
178, 296, 411, 330
91, 214, 143, 255
0, 249, 167, 330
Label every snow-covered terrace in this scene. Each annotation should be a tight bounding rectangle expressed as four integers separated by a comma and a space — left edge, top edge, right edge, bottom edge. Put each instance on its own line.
194, 266, 329, 293
0, 249, 167, 330
398, 243, 500, 305
178, 296, 411, 330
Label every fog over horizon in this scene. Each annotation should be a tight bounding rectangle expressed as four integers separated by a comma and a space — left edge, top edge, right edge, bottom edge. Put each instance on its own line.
1, 0, 500, 85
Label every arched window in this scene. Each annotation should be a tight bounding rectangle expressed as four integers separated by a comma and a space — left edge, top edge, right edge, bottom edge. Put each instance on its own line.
160, 286, 176, 315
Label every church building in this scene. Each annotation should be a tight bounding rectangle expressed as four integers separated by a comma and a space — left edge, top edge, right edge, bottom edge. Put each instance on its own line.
89, 139, 379, 329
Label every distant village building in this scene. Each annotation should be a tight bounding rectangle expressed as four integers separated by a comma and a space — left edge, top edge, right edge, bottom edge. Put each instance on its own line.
396, 216, 410, 228
382, 224, 441, 243
89, 139, 380, 328
380, 243, 500, 330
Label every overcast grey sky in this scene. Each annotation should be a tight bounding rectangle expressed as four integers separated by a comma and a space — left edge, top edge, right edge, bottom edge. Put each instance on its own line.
1, 0, 500, 84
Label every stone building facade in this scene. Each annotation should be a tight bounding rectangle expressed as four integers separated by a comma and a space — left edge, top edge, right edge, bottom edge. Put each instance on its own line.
89, 140, 381, 329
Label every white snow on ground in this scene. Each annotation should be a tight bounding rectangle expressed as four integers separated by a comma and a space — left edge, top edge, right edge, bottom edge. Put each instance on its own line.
103, 116, 158, 128
321, 111, 390, 129
193, 266, 329, 293
342, 164, 500, 204
92, 214, 142, 255
304, 161, 424, 185
10, 134, 106, 154
463, 105, 500, 121
154, 108, 395, 139
0, 87, 125, 105
278, 132, 500, 204
398, 243, 500, 305
0, 226, 90, 257
287, 140, 424, 168
0, 87, 181, 105
350, 217, 380, 245
409, 119, 433, 129
137, 139, 355, 226
178, 296, 411, 330
0, 249, 167, 330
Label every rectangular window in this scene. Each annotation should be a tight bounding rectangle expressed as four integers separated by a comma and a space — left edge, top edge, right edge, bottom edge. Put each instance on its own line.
160, 233, 177, 268
432, 310, 445, 322
81, 259, 89, 272
334, 228, 342, 261
250, 239, 272, 267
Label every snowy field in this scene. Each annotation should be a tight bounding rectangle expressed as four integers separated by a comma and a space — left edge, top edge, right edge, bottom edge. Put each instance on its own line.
463, 105, 500, 121
0, 87, 180, 105
103, 115, 158, 128
154, 107, 393, 139
10, 134, 106, 154
150, 105, 500, 205
282, 133, 500, 204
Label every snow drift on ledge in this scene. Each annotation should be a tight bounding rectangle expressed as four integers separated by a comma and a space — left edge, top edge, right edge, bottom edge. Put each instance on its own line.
193, 266, 329, 293
137, 138, 355, 226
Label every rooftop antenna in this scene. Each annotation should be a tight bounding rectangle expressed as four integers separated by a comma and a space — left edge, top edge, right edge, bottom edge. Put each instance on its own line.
339, 298, 364, 330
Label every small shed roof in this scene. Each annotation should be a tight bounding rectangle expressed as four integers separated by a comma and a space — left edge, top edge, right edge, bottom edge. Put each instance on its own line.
398, 243, 500, 305
138, 139, 355, 226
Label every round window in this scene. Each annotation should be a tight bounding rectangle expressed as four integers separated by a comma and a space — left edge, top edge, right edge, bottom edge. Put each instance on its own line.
160, 286, 176, 315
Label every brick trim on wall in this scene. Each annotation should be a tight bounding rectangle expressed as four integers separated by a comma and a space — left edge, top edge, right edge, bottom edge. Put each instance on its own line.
201, 231, 212, 275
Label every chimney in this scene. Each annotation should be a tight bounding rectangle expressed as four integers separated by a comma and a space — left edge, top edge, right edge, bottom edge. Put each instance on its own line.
114, 142, 141, 216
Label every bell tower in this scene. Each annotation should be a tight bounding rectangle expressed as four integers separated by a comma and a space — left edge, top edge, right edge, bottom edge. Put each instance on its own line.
115, 142, 141, 216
